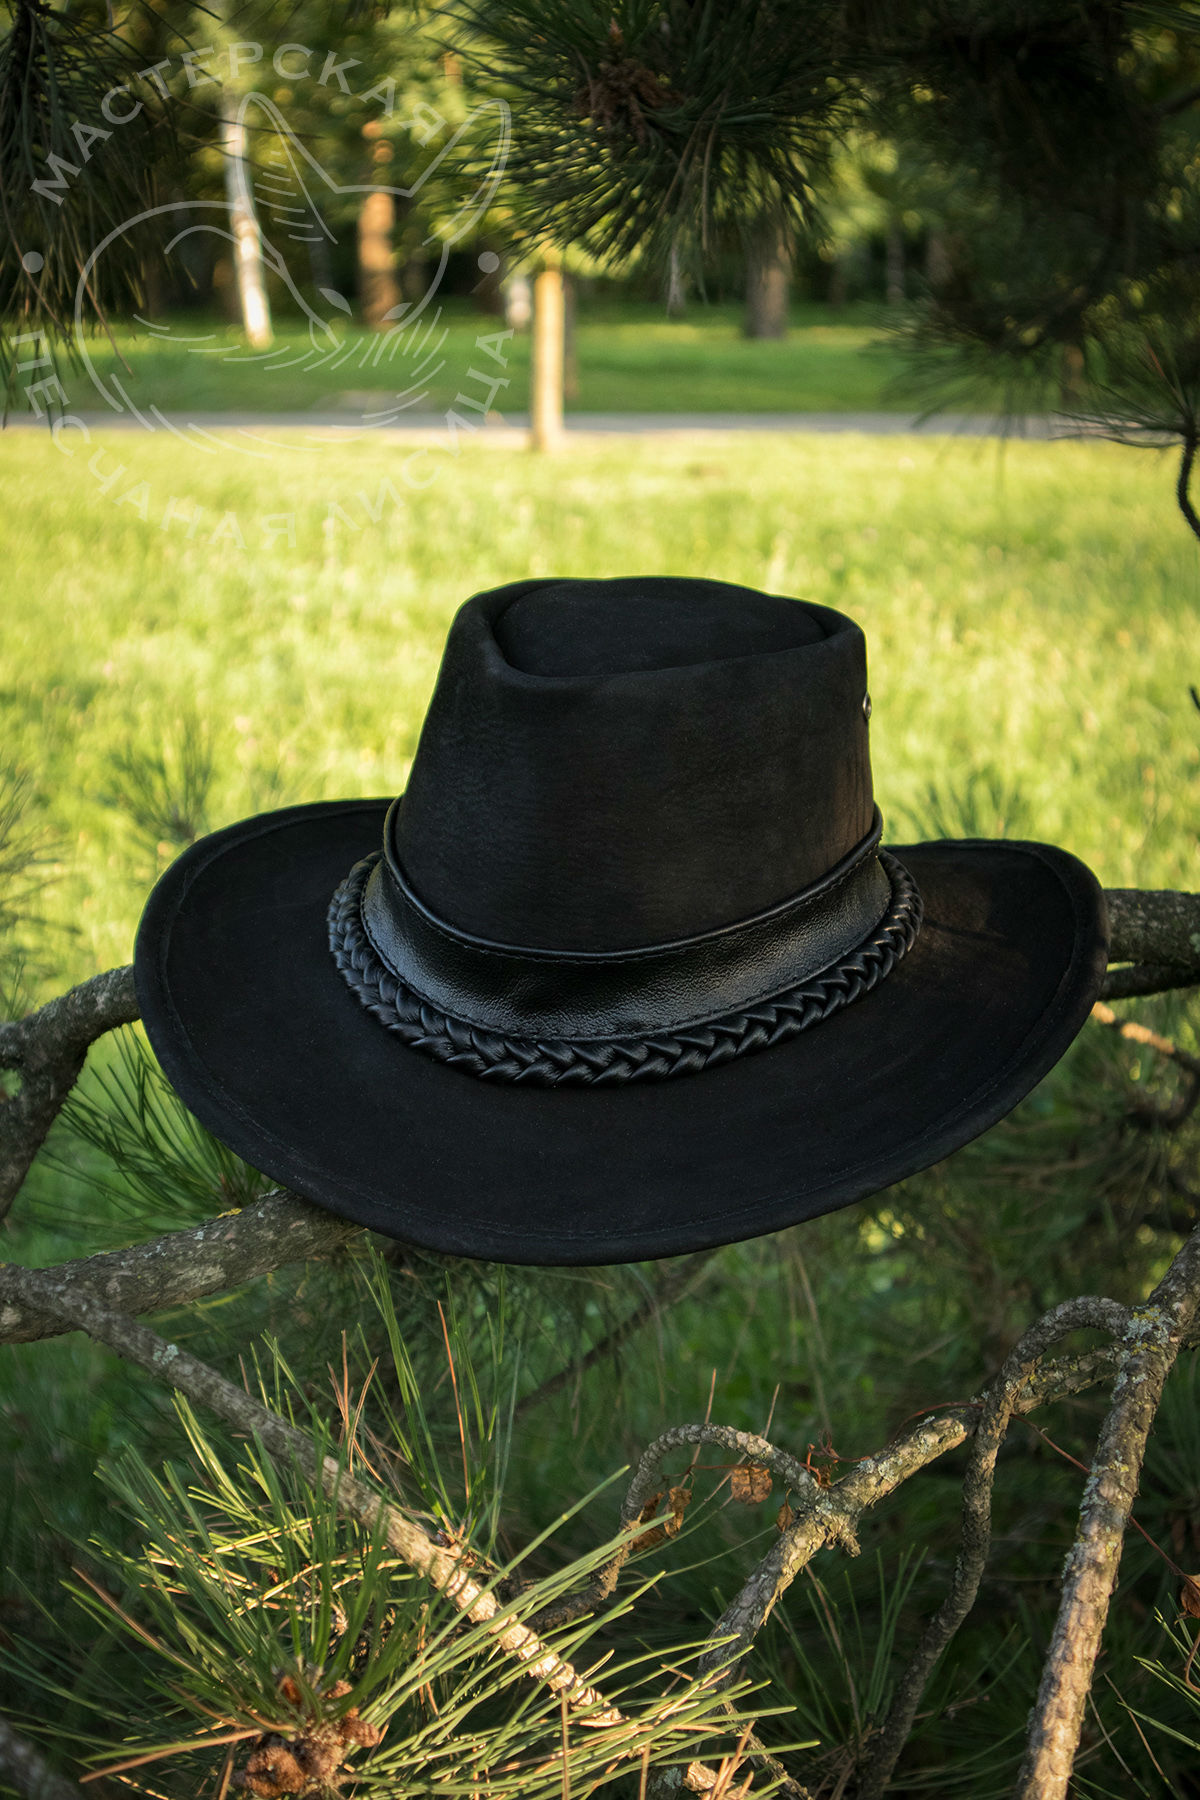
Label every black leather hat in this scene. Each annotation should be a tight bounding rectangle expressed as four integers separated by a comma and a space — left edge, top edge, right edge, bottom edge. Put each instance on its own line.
135, 577, 1109, 1264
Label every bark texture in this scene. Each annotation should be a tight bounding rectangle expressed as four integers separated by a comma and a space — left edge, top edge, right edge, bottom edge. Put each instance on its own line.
0, 965, 139, 1220
1016, 1222, 1200, 1800
744, 227, 790, 339
0, 1191, 362, 1344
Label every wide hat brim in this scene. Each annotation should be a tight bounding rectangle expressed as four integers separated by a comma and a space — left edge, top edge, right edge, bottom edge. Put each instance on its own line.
134, 800, 1109, 1265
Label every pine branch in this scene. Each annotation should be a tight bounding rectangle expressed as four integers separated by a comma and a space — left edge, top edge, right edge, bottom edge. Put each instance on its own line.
1, 1265, 745, 1799
1102, 888, 1200, 996
856, 1297, 1132, 1800
531, 1422, 819, 1637
690, 1295, 1133, 1706
1016, 1219, 1200, 1800
0, 965, 139, 1220
1102, 962, 1200, 1000
534, 1307, 1162, 1727
0, 1191, 362, 1345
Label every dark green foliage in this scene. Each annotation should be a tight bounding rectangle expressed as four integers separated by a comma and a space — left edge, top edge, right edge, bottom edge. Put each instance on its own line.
452, 0, 853, 264
49, 1025, 274, 1236
865, 7, 1200, 536
0, 0, 177, 388
869, 3, 1163, 344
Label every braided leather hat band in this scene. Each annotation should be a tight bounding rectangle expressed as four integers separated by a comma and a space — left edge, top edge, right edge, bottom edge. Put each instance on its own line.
327, 849, 923, 1088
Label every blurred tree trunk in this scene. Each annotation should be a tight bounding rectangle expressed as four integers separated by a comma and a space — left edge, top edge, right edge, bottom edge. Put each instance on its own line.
505, 272, 532, 331
1059, 343, 1086, 410
306, 231, 335, 300
925, 228, 951, 290
531, 258, 565, 451
219, 91, 272, 350
886, 219, 905, 306
744, 226, 790, 338
474, 242, 505, 315
563, 274, 579, 403
665, 239, 687, 317
358, 124, 400, 330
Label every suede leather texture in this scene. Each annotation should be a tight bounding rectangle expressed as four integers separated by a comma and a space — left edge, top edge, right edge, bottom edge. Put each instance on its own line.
133, 578, 1110, 1264
395, 579, 874, 949
135, 804, 1108, 1264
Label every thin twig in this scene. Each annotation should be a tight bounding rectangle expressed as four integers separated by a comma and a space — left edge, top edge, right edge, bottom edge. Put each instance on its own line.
856, 1297, 1131, 1800
530, 1424, 818, 1635
693, 1305, 1138, 1702
1091, 1000, 1200, 1128
1091, 1003, 1200, 1077
1178, 429, 1200, 544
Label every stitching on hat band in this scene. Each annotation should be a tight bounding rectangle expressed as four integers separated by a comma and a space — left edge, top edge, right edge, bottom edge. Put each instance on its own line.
327, 850, 923, 1087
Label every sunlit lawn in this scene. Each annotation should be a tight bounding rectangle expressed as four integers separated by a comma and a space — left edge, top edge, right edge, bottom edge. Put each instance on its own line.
5, 424, 1200, 1800
20, 299, 918, 418
2, 423, 1198, 990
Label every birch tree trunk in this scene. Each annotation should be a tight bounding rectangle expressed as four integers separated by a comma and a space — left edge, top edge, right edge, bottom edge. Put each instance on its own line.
219, 90, 273, 350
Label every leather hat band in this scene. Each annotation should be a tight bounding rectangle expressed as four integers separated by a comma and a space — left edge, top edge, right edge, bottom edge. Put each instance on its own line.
327, 807, 924, 1086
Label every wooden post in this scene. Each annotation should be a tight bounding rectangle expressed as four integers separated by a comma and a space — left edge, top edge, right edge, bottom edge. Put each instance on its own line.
358, 124, 401, 331
530, 258, 565, 452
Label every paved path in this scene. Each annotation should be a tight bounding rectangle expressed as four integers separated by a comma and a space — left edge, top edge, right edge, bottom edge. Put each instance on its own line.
3, 408, 1093, 440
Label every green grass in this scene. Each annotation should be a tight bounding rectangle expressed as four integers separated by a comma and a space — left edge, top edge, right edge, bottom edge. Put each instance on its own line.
18, 299, 917, 417
1, 425, 1196, 983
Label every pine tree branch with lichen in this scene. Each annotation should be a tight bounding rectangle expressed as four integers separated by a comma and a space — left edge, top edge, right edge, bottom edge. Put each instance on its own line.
0, 964, 139, 1218
1015, 1219, 1200, 1800
0, 1190, 362, 1344
1, 1263, 757, 1798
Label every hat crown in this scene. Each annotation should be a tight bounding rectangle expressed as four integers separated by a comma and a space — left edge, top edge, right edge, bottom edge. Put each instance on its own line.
394, 577, 875, 951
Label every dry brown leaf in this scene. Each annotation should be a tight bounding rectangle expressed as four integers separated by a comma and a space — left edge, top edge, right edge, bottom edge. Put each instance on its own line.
630, 1490, 665, 1551
630, 1485, 691, 1550
1180, 1574, 1200, 1618
729, 1462, 772, 1505
775, 1497, 795, 1533
665, 1484, 692, 1536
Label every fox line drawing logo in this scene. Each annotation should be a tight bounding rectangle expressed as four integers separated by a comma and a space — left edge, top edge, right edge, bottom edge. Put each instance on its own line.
72, 88, 511, 456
